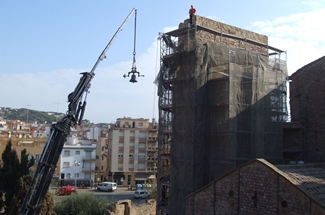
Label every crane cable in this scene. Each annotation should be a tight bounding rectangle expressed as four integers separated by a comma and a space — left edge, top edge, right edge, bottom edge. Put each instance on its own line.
132, 9, 137, 69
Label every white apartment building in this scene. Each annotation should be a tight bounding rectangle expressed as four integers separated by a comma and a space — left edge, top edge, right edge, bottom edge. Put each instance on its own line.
59, 136, 96, 187
108, 117, 158, 187
87, 126, 101, 140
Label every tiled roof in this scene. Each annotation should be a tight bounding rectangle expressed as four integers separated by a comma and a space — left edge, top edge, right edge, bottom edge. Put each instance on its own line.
276, 163, 325, 207
185, 158, 325, 209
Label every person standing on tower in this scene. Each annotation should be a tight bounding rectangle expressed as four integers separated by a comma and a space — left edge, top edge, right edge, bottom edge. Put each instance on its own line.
189, 4, 196, 25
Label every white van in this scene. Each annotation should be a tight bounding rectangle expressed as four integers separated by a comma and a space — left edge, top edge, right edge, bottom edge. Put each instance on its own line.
97, 182, 117, 192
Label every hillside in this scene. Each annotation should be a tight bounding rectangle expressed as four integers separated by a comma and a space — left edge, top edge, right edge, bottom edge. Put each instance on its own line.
0, 107, 64, 124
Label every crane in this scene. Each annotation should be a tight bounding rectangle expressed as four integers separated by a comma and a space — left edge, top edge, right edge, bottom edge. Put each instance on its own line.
20, 8, 140, 215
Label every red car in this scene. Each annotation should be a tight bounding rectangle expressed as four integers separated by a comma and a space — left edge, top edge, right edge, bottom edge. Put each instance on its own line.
55, 186, 77, 195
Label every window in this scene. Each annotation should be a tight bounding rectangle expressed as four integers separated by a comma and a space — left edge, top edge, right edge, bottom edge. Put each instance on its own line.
139, 122, 143, 126
63, 150, 70, 156
139, 131, 146, 138
138, 154, 145, 158
84, 173, 91, 179
76, 151, 80, 155
63, 162, 70, 168
67, 173, 71, 179
85, 151, 92, 159
118, 154, 123, 158
130, 131, 135, 137
102, 156, 104, 161
74, 173, 79, 178
138, 164, 145, 169
129, 154, 134, 158
101, 165, 103, 170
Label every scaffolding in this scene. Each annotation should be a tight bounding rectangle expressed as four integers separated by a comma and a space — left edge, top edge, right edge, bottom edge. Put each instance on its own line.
157, 22, 288, 215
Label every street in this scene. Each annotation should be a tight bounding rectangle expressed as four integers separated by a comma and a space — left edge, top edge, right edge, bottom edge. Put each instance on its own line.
54, 187, 149, 205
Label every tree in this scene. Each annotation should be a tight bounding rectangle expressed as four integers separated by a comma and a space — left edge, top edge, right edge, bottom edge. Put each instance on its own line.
0, 139, 36, 214
18, 173, 56, 215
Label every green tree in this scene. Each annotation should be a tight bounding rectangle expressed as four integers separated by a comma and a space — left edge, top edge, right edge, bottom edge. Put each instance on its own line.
18, 174, 56, 215
0, 139, 36, 214
54, 193, 115, 215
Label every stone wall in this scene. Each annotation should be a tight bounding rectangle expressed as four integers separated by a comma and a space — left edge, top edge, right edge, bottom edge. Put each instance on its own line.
289, 56, 325, 162
185, 159, 325, 215
178, 15, 268, 55
106, 199, 156, 215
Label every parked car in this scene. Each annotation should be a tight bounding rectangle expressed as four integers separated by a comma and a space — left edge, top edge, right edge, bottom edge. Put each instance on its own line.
55, 186, 77, 195
134, 190, 150, 199
97, 182, 117, 192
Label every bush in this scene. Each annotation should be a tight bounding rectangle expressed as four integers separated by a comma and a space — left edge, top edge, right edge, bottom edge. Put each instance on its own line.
54, 193, 114, 215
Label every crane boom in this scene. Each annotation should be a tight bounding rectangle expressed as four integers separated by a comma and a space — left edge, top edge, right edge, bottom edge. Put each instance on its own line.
92, 8, 136, 73
20, 8, 137, 215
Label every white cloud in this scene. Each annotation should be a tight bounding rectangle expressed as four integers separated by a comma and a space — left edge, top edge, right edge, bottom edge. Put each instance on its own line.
250, 8, 325, 75
302, 0, 323, 7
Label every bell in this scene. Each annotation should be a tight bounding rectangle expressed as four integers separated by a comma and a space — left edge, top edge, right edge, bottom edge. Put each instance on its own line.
129, 74, 137, 83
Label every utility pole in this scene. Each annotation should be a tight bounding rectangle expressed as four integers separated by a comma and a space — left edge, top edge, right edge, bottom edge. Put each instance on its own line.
53, 101, 64, 113
54, 101, 64, 122
24, 104, 31, 123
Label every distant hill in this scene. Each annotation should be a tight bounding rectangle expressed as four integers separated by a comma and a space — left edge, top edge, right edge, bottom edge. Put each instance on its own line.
0, 107, 64, 124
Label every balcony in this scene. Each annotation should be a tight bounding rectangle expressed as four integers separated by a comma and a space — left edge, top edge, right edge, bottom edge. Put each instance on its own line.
147, 137, 158, 142
139, 137, 147, 143
83, 156, 96, 161
138, 158, 146, 163
147, 157, 158, 162
147, 167, 157, 172
82, 168, 96, 173
118, 147, 124, 153
147, 147, 158, 151
129, 146, 134, 153
138, 148, 146, 153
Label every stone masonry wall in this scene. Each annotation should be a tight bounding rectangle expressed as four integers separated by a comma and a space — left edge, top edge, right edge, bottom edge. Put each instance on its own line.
107, 199, 156, 215
290, 56, 325, 162
185, 160, 325, 215
178, 15, 268, 55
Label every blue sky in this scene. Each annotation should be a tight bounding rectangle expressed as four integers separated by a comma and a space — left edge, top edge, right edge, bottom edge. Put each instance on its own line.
1, 1, 325, 123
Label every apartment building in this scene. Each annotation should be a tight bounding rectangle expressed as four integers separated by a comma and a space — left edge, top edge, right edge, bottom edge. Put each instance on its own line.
96, 136, 109, 183
59, 136, 96, 187
107, 117, 158, 186
0, 121, 56, 173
